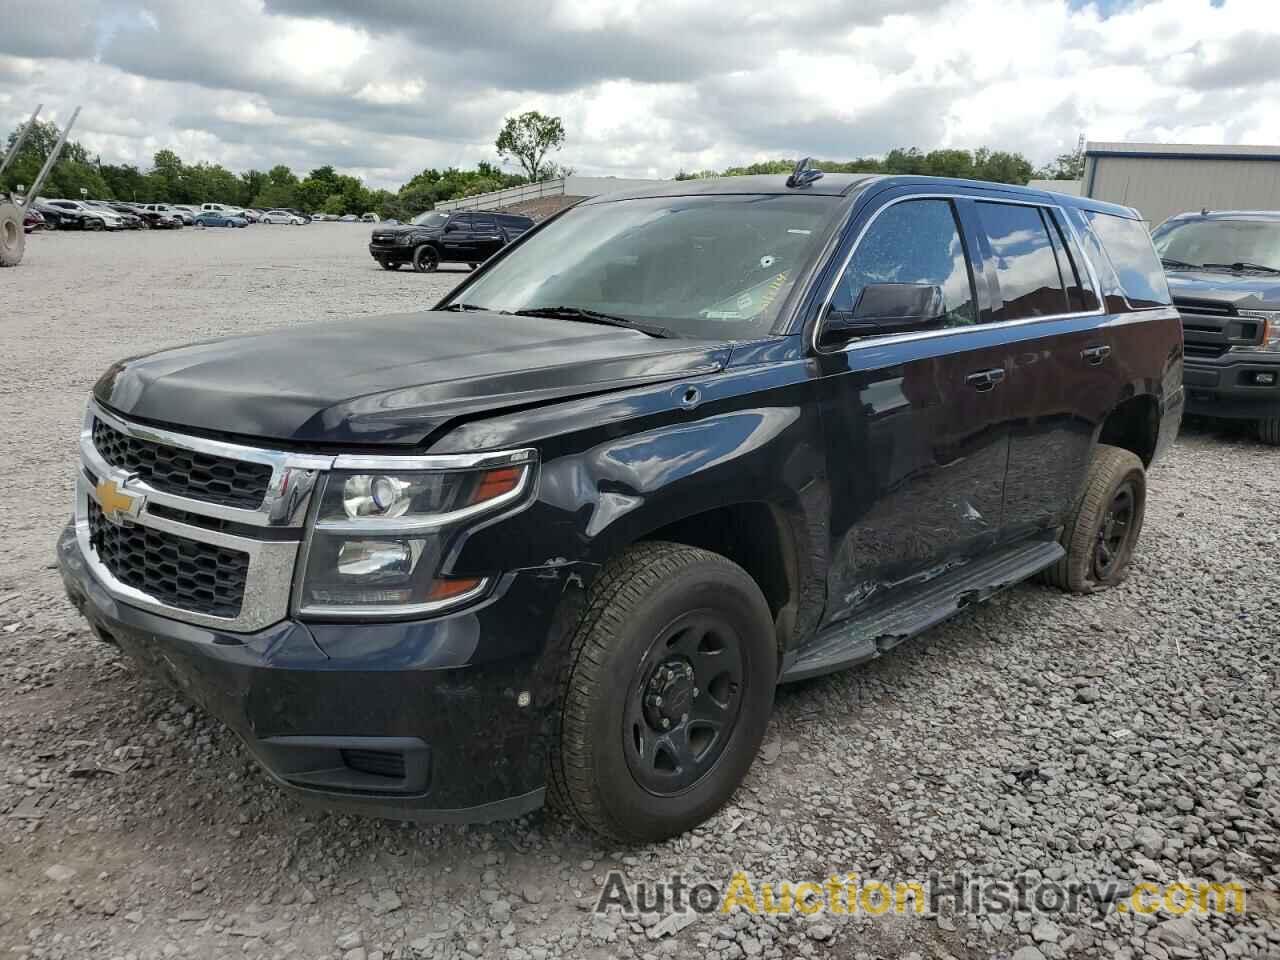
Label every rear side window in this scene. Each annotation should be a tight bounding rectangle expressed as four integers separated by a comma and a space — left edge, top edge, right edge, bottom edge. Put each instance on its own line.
834, 198, 977, 327
1083, 211, 1172, 308
975, 202, 1069, 321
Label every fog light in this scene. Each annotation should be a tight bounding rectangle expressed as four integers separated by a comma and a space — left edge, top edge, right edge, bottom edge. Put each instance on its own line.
1253, 371, 1277, 386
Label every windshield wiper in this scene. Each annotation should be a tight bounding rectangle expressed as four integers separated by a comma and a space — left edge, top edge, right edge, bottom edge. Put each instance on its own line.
441, 302, 493, 312
1202, 261, 1280, 275
1160, 257, 1201, 270
513, 305, 675, 338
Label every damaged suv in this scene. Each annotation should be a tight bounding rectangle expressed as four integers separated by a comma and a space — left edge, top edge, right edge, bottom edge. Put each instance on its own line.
58, 165, 1182, 841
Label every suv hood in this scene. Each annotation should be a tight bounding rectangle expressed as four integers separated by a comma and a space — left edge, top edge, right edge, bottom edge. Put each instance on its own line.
1166, 270, 1280, 309
95, 310, 729, 447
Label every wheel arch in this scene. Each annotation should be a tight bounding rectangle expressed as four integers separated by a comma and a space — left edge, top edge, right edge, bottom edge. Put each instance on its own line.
1097, 392, 1160, 467
609, 500, 804, 657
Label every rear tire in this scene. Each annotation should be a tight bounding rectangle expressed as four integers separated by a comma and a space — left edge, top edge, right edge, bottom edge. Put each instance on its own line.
547, 542, 777, 842
412, 245, 439, 272
0, 203, 25, 267
1040, 444, 1146, 593
1258, 418, 1280, 446
87, 219, 104, 232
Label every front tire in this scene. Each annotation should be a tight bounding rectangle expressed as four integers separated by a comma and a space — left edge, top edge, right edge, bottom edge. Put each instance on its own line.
412, 245, 439, 272
1041, 444, 1147, 593
1258, 418, 1280, 446
548, 542, 776, 842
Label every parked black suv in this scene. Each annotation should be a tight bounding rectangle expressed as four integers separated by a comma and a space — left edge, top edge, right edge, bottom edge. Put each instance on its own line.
59, 169, 1182, 841
1153, 210, 1280, 444
369, 209, 534, 272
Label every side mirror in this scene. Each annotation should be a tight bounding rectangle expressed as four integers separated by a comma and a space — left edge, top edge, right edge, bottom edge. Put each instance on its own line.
824, 283, 947, 342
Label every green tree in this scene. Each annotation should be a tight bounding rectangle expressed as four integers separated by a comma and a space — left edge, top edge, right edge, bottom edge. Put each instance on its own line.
1036, 145, 1085, 181
239, 168, 267, 207
495, 111, 566, 181
1, 119, 106, 199
98, 163, 148, 201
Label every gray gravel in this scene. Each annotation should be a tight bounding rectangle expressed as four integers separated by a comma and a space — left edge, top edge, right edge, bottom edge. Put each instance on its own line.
1, 226, 1278, 959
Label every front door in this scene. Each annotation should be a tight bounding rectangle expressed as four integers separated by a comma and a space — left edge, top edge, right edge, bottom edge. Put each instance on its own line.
440, 214, 476, 259
814, 195, 1012, 627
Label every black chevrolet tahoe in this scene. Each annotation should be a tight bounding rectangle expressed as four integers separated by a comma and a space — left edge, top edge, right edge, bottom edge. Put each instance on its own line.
369, 209, 534, 273
1152, 210, 1280, 444
58, 167, 1183, 842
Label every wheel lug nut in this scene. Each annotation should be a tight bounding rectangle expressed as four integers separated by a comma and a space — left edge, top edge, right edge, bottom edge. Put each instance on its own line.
692, 687, 699, 699
653, 696, 663, 707
661, 718, 670, 729
680, 713, 688, 722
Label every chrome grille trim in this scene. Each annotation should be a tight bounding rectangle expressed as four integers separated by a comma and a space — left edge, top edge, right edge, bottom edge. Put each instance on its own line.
87, 402, 332, 528
75, 399, 539, 633
76, 400, 334, 632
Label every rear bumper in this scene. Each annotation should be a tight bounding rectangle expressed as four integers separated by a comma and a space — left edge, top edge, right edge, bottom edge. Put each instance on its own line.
57, 521, 590, 822
1184, 355, 1280, 420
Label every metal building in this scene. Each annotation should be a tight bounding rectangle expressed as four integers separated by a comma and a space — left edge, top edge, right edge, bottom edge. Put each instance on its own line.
1083, 141, 1280, 227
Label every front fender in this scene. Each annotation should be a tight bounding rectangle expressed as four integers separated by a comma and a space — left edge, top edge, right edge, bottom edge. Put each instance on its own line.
444, 346, 831, 640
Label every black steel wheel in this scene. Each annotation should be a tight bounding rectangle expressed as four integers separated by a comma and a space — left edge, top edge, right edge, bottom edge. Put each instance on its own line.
412, 245, 439, 272
548, 541, 776, 842
1041, 443, 1146, 593
1092, 481, 1137, 581
622, 611, 747, 797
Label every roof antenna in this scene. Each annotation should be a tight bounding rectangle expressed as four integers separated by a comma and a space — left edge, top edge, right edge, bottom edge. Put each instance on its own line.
786, 157, 824, 189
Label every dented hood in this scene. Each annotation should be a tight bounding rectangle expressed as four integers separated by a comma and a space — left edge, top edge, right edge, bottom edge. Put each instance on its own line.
94, 310, 729, 446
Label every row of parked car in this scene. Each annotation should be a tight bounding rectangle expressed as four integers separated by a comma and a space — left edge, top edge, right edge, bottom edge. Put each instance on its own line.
23, 199, 383, 233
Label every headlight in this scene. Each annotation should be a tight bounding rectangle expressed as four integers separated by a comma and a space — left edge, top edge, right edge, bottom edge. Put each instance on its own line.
1236, 311, 1280, 353
296, 451, 536, 618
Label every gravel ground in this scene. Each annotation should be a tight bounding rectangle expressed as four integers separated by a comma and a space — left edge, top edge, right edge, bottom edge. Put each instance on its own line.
1, 225, 1278, 960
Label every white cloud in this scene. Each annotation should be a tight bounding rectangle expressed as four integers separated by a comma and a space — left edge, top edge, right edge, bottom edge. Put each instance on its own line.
1, 0, 1278, 189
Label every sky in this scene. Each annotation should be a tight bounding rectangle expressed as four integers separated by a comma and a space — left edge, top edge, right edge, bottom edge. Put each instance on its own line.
0, 0, 1274, 190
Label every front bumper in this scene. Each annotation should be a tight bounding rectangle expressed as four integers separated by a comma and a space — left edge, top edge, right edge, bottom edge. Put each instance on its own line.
1184, 355, 1280, 420
58, 520, 589, 822
369, 242, 412, 263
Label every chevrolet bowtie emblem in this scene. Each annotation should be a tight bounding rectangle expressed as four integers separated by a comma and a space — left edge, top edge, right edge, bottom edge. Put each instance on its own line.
96, 479, 141, 524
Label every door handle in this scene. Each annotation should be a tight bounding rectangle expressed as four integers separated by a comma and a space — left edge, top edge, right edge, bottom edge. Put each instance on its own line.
965, 368, 1006, 392
1081, 345, 1112, 365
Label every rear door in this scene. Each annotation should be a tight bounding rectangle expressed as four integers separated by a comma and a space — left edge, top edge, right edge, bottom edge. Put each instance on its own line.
470, 214, 504, 260
972, 197, 1124, 543
813, 192, 1013, 627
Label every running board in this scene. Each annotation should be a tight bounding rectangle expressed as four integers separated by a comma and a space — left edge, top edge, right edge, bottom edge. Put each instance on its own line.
780, 540, 1063, 683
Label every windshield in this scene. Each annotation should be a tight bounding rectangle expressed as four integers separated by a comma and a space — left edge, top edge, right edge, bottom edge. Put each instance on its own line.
1151, 218, 1280, 270
411, 211, 450, 228
450, 195, 836, 340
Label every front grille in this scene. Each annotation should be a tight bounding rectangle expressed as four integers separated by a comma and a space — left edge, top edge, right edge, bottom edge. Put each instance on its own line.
341, 749, 406, 780
93, 418, 272, 510
88, 500, 249, 618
